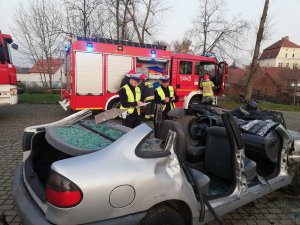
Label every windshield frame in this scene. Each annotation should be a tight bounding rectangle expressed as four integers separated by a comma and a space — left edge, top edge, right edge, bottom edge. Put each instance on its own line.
4, 38, 13, 64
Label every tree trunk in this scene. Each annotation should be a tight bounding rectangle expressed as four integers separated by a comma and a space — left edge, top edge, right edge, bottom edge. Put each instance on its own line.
83, 0, 87, 38
116, 0, 120, 40
245, 0, 269, 101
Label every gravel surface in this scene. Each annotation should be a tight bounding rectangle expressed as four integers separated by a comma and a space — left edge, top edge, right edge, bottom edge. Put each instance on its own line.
0, 104, 300, 225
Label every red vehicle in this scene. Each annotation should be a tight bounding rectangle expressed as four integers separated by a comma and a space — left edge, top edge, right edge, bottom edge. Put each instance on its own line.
60, 37, 227, 111
0, 31, 18, 106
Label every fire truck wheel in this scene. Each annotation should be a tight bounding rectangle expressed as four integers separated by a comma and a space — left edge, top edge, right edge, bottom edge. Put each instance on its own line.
107, 98, 121, 110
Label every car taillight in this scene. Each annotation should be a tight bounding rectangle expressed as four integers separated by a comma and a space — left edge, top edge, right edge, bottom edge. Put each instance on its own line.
46, 171, 82, 208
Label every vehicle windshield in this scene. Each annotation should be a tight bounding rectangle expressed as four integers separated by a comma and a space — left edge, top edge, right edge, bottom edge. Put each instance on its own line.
4, 39, 13, 64
195, 62, 216, 78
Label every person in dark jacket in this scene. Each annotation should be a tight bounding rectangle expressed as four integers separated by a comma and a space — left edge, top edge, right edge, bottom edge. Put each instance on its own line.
119, 74, 145, 128
139, 76, 155, 120
153, 75, 178, 137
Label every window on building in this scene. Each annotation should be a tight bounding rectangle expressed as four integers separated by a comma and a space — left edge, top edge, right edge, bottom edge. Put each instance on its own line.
179, 61, 192, 74
278, 62, 282, 67
292, 53, 295, 58
293, 63, 298, 69
286, 63, 289, 68
285, 53, 288, 58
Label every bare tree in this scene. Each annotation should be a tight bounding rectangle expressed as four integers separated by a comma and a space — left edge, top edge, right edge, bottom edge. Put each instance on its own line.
63, 0, 106, 38
103, 0, 134, 41
189, 0, 249, 60
245, 0, 269, 101
171, 39, 194, 54
121, 0, 168, 43
13, 0, 64, 91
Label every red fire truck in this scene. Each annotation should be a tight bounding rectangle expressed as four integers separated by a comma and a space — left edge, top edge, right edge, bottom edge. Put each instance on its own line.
0, 31, 19, 106
59, 37, 227, 111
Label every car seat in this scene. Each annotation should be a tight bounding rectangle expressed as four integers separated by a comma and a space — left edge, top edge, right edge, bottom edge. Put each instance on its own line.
160, 120, 210, 193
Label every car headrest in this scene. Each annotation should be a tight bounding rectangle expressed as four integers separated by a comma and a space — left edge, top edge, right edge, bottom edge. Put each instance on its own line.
167, 108, 185, 119
160, 120, 187, 162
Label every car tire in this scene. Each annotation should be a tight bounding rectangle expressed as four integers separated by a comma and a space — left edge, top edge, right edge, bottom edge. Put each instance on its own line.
140, 205, 185, 225
282, 169, 300, 196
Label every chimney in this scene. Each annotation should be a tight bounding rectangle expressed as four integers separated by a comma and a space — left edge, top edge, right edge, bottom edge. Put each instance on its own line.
282, 36, 289, 40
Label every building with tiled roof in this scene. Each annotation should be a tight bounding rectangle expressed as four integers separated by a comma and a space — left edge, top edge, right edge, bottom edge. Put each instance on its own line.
17, 58, 65, 88
225, 67, 300, 104
258, 36, 300, 69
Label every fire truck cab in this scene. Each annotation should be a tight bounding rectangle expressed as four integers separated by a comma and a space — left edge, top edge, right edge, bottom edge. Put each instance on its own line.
60, 37, 227, 111
0, 31, 18, 106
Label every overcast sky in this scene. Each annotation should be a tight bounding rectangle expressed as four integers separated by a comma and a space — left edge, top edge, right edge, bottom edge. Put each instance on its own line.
1, 0, 300, 66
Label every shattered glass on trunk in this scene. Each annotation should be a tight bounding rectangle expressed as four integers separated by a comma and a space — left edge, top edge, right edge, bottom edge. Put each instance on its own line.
80, 121, 126, 140
56, 121, 126, 150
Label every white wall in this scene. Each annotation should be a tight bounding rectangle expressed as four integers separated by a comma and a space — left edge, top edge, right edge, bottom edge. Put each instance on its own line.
17, 66, 65, 88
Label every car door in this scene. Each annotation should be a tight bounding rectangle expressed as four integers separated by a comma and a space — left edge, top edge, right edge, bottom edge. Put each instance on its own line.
176, 60, 193, 91
214, 62, 228, 96
221, 113, 247, 195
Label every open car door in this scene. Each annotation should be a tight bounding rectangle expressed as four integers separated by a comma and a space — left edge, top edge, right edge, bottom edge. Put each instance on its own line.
214, 62, 228, 96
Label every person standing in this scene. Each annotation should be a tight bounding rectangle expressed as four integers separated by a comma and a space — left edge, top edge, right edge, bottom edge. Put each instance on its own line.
139, 76, 155, 120
200, 74, 215, 105
119, 74, 145, 128
154, 75, 178, 119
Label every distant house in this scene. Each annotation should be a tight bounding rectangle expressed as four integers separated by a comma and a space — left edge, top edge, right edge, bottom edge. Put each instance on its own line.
258, 36, 300, 69
17, 58, 65, 88
225, 67, 300, 104
224, 68, 248, 99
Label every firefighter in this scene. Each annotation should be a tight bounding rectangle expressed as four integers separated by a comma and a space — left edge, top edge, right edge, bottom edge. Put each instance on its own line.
139, 76, 155, 120
200, 74, 215, 105
120, 70, 133, 88
119, 74, 145, 128
154, 75, 178, 119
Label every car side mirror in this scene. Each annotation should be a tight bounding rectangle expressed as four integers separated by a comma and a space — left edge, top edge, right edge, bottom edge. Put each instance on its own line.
12, 43, 18, 50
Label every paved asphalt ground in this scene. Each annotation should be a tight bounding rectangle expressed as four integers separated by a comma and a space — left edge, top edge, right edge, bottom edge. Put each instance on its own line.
0, 104, 300, 225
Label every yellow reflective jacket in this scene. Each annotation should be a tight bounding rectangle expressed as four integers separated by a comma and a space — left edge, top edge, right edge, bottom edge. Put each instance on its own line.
156, 86, 175, 111
120, 84, 141, 115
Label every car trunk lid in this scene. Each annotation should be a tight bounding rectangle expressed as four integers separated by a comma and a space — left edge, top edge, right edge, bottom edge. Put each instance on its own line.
23, 120, 129, 209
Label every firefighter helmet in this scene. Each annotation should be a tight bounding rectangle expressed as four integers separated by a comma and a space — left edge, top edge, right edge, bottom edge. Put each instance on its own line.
203, 74, 210, 81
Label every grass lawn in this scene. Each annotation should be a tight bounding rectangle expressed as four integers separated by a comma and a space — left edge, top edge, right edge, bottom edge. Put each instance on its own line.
218, 99, 300, 112
18, 93, 300, 112
18, 93, 61, 104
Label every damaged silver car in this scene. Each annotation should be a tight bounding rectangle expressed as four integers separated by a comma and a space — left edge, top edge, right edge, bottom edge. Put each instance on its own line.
13, 109, 300, 225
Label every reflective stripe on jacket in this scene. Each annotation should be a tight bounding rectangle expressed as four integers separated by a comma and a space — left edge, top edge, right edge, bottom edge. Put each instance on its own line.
120, 84, 141, 115
201, 81, 214, 97
156, 86, 175, 111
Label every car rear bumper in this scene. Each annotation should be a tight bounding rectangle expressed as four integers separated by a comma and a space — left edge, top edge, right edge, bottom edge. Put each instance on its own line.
13, 163, 51, 225
13, 163, 146, 225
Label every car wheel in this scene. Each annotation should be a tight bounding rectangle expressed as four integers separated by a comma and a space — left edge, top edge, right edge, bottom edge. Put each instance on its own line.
282, 169, 300, 196
140, 205, 185, 225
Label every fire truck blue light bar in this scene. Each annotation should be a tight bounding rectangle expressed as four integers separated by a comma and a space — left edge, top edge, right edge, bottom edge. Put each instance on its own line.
87, 43, 93, 52
151, 50, 156, 59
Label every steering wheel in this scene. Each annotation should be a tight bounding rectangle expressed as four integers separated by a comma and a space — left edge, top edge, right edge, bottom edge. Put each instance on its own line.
188, 115, 212, 140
